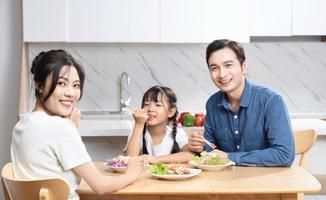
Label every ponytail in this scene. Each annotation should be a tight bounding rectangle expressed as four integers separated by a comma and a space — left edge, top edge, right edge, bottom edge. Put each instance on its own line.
142, 124, 148, 154
170, 119, 180, 153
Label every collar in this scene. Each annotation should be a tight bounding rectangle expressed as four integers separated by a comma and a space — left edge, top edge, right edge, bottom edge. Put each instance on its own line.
217, 78, 252, 110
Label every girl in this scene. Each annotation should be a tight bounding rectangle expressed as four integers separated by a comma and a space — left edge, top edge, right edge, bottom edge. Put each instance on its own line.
124, 86, 194, 163
11, 50, 143, 200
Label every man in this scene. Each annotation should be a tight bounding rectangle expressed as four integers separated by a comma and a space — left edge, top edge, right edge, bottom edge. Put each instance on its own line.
189, 39, 294, 166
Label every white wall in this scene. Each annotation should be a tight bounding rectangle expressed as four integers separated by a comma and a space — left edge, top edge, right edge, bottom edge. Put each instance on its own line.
0, 0, 22, 198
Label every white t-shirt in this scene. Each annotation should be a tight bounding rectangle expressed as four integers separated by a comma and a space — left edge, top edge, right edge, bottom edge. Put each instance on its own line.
11, 111, 91, 200
124, 126, 188, 156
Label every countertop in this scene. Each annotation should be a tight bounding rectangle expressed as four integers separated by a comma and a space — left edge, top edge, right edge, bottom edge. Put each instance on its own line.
80, 117, 326, 137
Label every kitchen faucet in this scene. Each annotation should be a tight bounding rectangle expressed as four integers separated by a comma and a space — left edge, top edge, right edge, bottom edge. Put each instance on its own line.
119, 72, 131, 113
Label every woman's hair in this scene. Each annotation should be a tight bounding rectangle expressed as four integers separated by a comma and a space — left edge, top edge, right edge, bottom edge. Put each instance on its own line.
206, 39, 246, 66
31, 49, 85, 104
141, 86, 180, 154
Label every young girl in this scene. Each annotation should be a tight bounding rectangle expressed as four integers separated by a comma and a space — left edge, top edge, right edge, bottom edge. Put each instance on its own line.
124, 86, 194, 163
11, 50, 143, 200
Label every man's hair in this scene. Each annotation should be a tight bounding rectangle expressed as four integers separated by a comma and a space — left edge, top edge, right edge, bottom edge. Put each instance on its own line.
206, 39, 246, 66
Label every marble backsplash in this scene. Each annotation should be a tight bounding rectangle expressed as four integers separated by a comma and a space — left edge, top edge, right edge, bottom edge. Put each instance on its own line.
29, 42, 326, 117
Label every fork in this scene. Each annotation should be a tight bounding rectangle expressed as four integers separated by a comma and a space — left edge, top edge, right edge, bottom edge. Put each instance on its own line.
203, 138, 217, 149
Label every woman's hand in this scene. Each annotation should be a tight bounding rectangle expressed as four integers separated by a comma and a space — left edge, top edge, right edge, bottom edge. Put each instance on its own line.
125, 157, 144, 182
67, 108, 81, 132
133, 108, 148, 125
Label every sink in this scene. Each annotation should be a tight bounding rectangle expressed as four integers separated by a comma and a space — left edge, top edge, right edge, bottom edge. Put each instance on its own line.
81, 111, 132, 120
80, 111, 133, 136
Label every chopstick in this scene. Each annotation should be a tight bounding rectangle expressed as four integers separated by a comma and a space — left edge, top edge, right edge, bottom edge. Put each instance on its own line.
122, 107, 135, 115
203, 138, 217, 149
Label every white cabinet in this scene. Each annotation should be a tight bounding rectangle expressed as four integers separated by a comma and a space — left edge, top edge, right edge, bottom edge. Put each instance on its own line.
292, 0, 326, 35
160, 0, 202, 43
250, 0, 292, 36
203, 0, 250, 43
23, 0, 67, 42
67, 0, 160, 42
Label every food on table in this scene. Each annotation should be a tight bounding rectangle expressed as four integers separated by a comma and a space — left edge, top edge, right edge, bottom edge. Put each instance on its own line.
106, 155, 129, 168
150, 163, 191, 175
190, 151, 230, 165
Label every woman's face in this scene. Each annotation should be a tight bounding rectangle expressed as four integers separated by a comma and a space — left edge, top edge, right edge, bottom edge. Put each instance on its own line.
39, 66, 81, 117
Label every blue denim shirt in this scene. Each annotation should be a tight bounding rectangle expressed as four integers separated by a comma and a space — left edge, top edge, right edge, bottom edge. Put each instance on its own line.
204, 79, 295, 166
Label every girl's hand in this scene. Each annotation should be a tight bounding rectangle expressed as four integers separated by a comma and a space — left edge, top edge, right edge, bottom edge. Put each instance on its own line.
125, 157, 144, 182
133, 108, 148, 125
67, 108, 81, 131
139, 154, 158, 164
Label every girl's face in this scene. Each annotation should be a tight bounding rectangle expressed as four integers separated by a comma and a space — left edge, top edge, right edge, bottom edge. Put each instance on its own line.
143, 93, 176, 127
38, 66, 81, 117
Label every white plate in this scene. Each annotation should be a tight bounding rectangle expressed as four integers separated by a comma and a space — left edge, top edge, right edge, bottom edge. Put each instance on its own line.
106, 165, 127, 173
189, 160, 233, 171
151, 168, 201, 180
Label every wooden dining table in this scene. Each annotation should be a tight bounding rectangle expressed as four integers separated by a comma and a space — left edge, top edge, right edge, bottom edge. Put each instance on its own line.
77, 162, 321, 200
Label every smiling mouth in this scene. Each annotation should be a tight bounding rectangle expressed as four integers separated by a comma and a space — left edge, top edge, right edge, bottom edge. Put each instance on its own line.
219, 78, 232, 86
60, 100, 74, 107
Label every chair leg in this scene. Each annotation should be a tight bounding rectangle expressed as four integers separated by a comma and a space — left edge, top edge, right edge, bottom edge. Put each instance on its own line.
297, 192, 304, 200
2, 179, 10, 200
39, 188, 50, 200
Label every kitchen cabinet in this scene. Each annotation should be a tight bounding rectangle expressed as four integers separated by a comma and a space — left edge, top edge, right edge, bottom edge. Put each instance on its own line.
23, 0, 67, 42
250, 0, 292, 36
203, 0, 250, 43
67, 0, 160, 42
292, 0, 326, 35
160, 0, 202, 43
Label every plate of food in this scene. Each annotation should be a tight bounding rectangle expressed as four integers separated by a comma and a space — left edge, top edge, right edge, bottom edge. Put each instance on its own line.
150, 163, 201, 180
106, 155, 129, 173
189, 151, 234, 171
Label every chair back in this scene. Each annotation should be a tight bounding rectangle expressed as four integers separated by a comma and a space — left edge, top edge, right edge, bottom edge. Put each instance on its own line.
1, 162, 70, 200
293, 129, 317, 168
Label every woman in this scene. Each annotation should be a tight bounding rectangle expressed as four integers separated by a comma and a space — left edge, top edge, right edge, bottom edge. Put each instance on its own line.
11, 50, 143, 200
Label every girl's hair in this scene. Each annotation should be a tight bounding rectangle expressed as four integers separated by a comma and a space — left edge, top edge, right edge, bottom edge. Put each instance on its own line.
141, 86, 180, 154
31, 49, 85, 104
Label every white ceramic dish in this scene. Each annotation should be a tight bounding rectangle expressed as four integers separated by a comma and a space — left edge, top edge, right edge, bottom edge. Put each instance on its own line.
151, 168, 201, 180
189, 160, 233, 171
106, 165, 127, 173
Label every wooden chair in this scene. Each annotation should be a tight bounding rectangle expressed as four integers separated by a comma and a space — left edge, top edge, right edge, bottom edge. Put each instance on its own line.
1, 162, 70, 200
293, 129, 318, 200
294, 129, 317, 168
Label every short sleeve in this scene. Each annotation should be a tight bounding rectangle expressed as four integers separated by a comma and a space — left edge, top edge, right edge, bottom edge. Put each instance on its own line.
122, 129, 143, 154
176, 128, 189, 149
53, 120, 91, 170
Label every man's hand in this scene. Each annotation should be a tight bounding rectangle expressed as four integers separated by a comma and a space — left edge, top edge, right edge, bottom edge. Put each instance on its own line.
188, 131, 205, 153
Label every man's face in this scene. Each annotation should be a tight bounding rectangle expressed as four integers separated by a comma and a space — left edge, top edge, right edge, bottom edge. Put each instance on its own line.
208, 47, 247, 96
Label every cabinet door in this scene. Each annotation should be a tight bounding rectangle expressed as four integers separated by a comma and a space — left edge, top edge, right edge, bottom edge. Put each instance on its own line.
250, 0, 292, 36
160, 0, 202, 43
23, 0, 67, 42
203, 0, 250, 43
67, 0, 160, 42
292, 0, 326, 35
